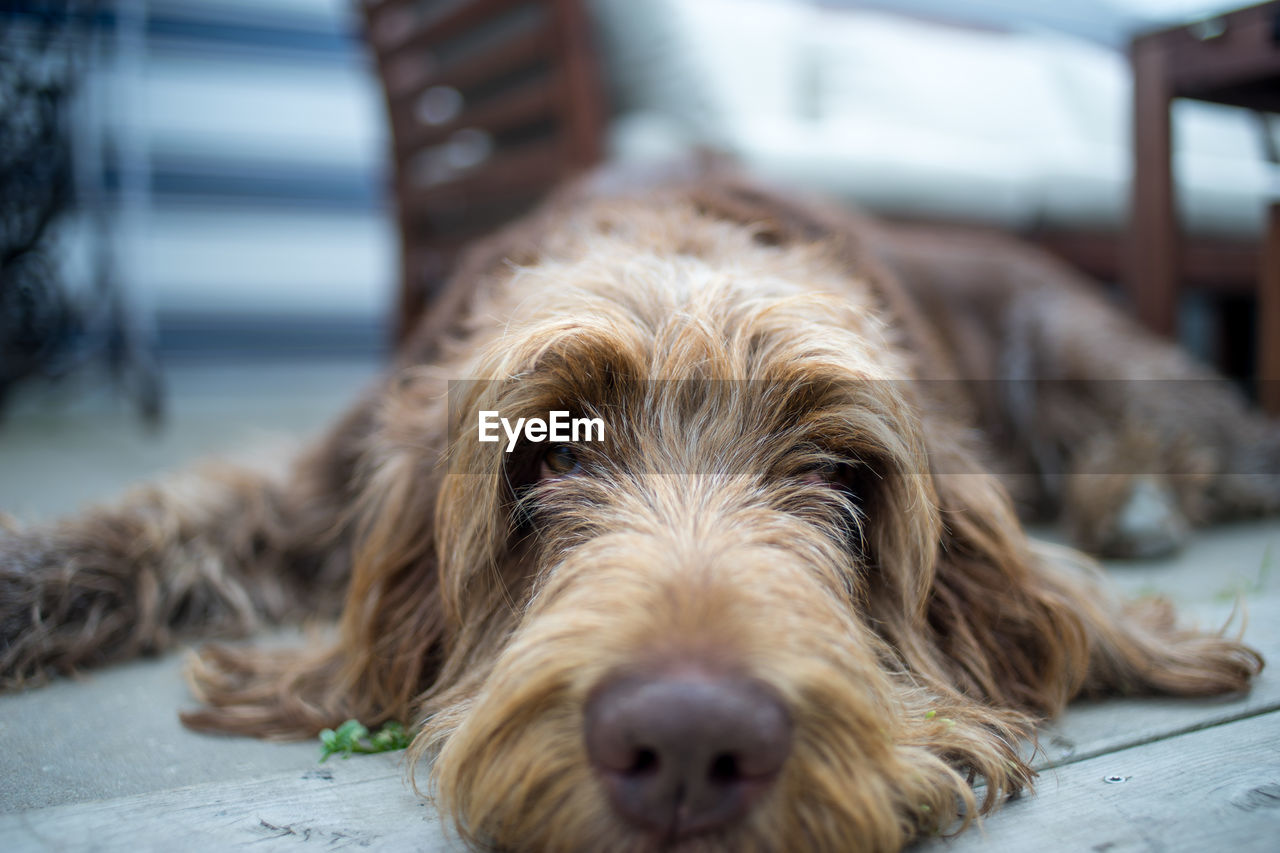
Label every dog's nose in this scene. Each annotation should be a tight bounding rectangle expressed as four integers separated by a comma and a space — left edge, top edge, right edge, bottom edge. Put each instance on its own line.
584, 668, 791, 838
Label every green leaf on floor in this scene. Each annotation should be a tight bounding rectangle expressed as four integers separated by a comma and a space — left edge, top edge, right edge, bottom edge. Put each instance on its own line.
319, 719, 411, 762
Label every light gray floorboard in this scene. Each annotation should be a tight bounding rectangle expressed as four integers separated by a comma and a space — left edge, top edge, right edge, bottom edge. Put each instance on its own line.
0, 630, 326, 812
913, 711, 1280, 853
1035, 596, 1280, 768
0, 360, 380, 521
0, 751, 460, 853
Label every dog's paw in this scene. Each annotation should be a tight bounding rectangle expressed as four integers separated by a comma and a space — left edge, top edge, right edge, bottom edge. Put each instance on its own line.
1070, 475, 1190, 559
1104, 476, 1189, 558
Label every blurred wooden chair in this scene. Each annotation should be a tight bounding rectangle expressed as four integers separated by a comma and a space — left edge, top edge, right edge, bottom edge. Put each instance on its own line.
1130, 1, 1280, 411
360, 0, 606, 342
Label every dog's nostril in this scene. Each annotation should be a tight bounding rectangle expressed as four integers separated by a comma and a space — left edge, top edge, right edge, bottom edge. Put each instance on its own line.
627, 746, 660, 776
708, 752, 741, 784
584, 668, 791, 839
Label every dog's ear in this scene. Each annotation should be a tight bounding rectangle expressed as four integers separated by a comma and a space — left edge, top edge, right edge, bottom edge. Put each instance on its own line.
872, 418, 1260, 719
852, 416, 1084, 716
912, 445, 1093, 716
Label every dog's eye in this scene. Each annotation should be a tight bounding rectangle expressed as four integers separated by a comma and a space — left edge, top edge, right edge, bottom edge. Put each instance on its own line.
799, 462, 841, 488
540, 444, 581, 478
799, 461, 862, 495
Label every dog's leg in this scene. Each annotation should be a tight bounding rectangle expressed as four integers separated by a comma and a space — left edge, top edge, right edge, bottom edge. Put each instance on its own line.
876, 224, 1280, 556
998, 272, 1280, 557
0, 400, 373, 690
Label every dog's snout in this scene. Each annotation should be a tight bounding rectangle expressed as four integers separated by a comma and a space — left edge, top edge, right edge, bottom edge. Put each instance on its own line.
584, 668, 792, 839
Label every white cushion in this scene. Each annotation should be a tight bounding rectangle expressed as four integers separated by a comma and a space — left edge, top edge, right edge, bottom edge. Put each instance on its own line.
733, 116, 1040, 229
593, 0, 1279, 237
667, 0, 813, 120
809, 10, 1078, 162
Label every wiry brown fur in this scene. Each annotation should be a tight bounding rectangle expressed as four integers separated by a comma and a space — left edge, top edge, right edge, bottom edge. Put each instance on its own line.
0, 172, 1269, 851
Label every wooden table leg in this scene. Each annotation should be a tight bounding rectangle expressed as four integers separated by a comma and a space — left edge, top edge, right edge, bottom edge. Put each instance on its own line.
1261, 203, 1280, 415
1130, 36, 1180, 338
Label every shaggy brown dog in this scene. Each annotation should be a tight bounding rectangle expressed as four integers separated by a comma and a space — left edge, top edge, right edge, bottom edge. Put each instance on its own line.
0, 173, 1272, 852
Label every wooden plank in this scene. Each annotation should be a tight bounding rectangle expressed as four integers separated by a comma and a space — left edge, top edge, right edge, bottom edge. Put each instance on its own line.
5, 713, 1277, 852
400, 140, 565, 215
396, 239, 444, 345
550, 0, 607, 165
1129, 35, 1180, 339
1162, 3, 1280, 104
393, 74, 560, 160
1137, 1, 1278, 54
1030, 229, 1259, 292
377, 0, 532, 59
1091, 519, 1279, 606
1261, 204, 1280, 415
363, 0, 420, 54
1036, 596, 1280, 769
1181, 82, 1280, 115
0, 753, 462, 853
916, 711, 1280, 852
383, 23, 556, 110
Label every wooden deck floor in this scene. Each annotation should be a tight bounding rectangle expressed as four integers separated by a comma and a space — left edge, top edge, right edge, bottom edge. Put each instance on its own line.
2, 545, 1275, 852
1, 365, 1277, 851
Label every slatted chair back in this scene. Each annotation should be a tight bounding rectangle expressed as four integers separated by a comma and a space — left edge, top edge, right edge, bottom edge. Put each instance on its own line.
360, 0, 606, 341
